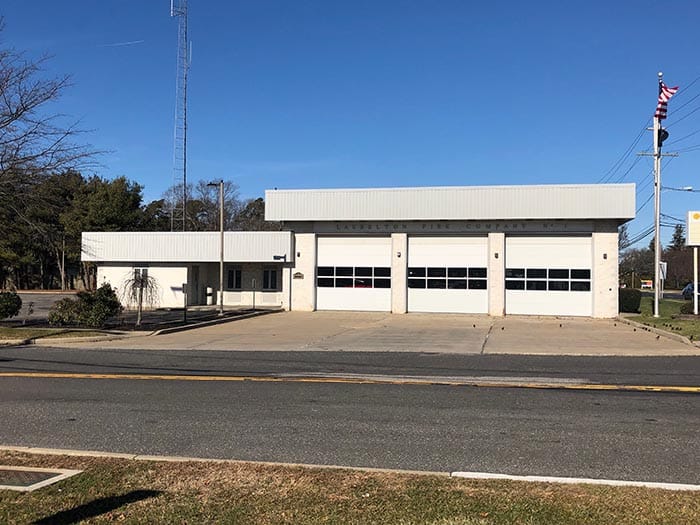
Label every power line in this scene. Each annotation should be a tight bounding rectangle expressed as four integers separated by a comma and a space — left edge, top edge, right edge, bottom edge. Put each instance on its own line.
666, 104, 700, 128
665, 127, 700, 146
598, 119, 650, 183
636, 192, 654, 214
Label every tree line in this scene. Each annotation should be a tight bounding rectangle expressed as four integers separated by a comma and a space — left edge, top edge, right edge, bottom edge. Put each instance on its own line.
619, 224, 695, 289
0, 173, 279, 290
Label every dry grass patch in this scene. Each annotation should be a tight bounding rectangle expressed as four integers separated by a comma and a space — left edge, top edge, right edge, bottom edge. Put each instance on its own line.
0, 450, 698, 524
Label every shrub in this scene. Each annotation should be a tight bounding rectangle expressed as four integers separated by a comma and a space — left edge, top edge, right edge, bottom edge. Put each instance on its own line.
0, 291, 22, 319
619, 288, 642, 313
679, 301, 698, 315
47, 297, 81, 326
48, 284, 123, 328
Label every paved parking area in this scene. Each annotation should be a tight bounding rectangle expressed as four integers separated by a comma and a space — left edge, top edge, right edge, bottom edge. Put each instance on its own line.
65, 311, 700, 356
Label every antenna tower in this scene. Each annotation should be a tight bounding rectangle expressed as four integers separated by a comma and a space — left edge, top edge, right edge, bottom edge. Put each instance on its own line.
170, 0, 190, 231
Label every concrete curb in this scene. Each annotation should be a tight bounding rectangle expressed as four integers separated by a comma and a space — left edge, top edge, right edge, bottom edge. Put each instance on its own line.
0, 332, 139, 347
616, 317, 698, 347
0, 445, 448, 477
0, 310, 281, 346
151, 309, 280, 336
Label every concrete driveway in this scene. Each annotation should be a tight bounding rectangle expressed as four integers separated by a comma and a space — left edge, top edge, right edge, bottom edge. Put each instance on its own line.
64, 311, 700, 356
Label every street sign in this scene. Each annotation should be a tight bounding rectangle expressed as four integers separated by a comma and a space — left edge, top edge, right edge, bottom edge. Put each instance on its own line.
660, 261, 667, 281
687, 211, 700, 246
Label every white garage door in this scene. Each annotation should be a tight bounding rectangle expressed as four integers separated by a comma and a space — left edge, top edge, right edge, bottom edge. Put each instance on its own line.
316, 236, 392, 311
505, 236, 592, 316
407, 236, 488, 314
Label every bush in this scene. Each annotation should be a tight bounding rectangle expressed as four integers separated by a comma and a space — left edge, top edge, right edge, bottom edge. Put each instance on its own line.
48, 284, 123, 328
679, 301, 698, 315
0, 291, 22, 319
47, 297, 81, 326
619, 288, 642, 313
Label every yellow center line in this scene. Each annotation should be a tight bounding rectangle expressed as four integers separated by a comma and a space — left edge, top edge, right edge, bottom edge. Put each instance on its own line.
0, 371, 698, 393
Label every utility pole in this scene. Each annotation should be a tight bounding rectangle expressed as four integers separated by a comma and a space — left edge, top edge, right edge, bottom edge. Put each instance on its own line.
638, 72, 678, 317
208, 180, 225, 316
652, 73, 662, 318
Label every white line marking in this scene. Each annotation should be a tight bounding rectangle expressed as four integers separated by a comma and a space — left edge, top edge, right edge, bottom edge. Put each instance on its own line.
450, 471, 700, 491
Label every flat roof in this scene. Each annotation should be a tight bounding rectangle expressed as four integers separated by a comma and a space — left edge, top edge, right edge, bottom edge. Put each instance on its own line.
265, 183, 636, 222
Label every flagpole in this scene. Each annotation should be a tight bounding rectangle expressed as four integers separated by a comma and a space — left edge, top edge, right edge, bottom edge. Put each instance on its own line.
653, 72, 662, 318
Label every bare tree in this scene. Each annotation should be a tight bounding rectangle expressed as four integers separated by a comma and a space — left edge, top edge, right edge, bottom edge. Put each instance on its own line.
0, 21, 95, 205
121, 269, 160, 327
161, 179, 243, 231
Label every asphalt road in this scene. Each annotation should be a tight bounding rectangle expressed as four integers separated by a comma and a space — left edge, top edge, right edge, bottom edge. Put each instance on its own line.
0, 347, 698, 484
0, 346, 699, 386
0, 376, 698, 484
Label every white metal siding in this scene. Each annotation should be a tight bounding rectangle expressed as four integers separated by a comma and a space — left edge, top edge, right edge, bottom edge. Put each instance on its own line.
505, 236, 592, 316
316, 237, 392, 311
265, 184, 635, 222
82, 232, 293, 263
407, 237, 488, 313
98, 265, 187, 309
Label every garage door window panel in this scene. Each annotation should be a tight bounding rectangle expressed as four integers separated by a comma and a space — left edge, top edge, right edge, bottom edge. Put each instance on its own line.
427, 279, 447, 289
317, 266, 334, 277
374, 267, 391, 277
468, 279, 487, 289
549, 281, 569, 291
526, 280, 547, 291
374, 278, 391, 288
469, 267, 487, 278
317, 278, 334, 288
354, 278, 372, 288
336, 278, 353, 288
448, 279, 467, 289
408, 267, 425, 277
448, 268, 467, 278
571, 281, 591, 291
408, 279, 425, 288
505, 280, 525, 290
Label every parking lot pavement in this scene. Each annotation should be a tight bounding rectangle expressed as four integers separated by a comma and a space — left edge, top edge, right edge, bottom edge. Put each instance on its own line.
62, 311, 700, 356
484, 317, 696, 355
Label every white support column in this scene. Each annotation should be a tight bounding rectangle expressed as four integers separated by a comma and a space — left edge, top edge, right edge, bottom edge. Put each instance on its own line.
391, 233, 408, 313
488, 232, 505, 316
290, 233, 316, 311
592, 232, 619, 318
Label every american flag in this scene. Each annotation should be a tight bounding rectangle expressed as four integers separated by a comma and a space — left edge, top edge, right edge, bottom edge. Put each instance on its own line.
655, 81, 679, 120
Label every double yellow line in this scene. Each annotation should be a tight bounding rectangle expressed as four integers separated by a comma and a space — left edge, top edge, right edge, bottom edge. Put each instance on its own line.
0, 372, 698, 393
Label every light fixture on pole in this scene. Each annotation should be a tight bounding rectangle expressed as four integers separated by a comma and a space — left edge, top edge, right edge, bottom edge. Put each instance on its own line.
662, 186, 696, 192
207, 180, 225, 316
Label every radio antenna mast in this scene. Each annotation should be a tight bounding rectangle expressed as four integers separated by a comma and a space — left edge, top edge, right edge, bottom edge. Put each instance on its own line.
170, 0, 190, 231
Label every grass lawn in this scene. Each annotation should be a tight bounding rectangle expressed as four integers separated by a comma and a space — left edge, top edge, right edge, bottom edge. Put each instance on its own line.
0, 451, 698, 524
629, 297, 700, 340
0, 327, 109, 340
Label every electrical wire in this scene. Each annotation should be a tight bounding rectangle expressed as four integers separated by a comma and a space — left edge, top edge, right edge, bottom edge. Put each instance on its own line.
597, 119, 650, 183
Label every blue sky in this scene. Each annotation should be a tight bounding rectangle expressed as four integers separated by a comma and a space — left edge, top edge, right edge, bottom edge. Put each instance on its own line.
2, 1, 700, 246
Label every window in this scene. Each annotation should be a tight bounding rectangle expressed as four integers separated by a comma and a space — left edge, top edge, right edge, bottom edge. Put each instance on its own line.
505, 267, 591, 292
226, 268, 242, 290
408, 267, 488, 291
134, 268, 149, 280
263, 268, 278, 291
316, 266, 392, 289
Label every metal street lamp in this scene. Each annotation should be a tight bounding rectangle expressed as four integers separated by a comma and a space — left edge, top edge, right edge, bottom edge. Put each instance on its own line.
207, 180, 225, 316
